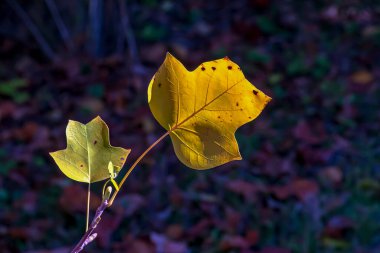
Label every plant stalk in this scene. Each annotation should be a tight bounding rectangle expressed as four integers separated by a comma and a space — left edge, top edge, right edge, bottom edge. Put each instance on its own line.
71, 130, 171, 252
86, 182, 90, 231
108, 130, 171, 206
71, 197, 109, 253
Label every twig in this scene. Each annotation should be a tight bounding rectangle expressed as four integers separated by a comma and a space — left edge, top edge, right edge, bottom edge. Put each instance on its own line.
71, 130, 171, 251
6, 0, 56, 60
44, 0, 74, 50
71, 194, 109, 253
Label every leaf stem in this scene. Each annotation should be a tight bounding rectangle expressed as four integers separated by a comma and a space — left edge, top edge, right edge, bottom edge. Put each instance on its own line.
86, 182, 90, 231
108, 130, 171, 206
71, 130, 171, 252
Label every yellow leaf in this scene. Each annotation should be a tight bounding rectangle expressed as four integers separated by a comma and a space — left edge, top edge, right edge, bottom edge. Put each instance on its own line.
148, 53, 271, 169
50, 116, 131, 183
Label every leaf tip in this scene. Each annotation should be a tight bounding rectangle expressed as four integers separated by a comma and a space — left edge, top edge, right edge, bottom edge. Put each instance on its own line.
48, 151, 56, 158
165, 52, 179, 63
232, 151, 243, 161
264, 94, 272, 105
233, 156, 243, 161
165, 52, 174, 61
91, 115, 104, 124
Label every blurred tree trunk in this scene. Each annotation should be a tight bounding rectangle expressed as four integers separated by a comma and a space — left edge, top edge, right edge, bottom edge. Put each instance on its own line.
89, 0, 103, 57
45, 0, 73, 50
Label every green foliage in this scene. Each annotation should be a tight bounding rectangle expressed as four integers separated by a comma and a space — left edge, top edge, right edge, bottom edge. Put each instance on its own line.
140, 24, 166, 41
86, 83, 104, 98
246, 50, 271, 64
0, 149, 17, 175
0, 78, 29, 103
256, 16, 278, 34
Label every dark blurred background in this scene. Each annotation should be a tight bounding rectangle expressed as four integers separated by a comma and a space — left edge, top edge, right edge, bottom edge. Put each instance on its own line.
0, 0, 379, 252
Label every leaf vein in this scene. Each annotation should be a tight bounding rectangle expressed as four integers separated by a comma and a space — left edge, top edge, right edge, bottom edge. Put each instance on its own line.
171, 131, 213, 161
213, 141, 236, 157
173, 78, 245, 130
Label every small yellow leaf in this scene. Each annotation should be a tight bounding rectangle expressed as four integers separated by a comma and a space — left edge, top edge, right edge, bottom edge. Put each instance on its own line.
108, 161, 116, 178
50, 116, 131, 183
148, 53, 271, 169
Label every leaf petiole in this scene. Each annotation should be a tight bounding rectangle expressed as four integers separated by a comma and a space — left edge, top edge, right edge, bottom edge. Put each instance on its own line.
86, 183, 90, 232
107, 130, 171, 206
110, 178, 119, 191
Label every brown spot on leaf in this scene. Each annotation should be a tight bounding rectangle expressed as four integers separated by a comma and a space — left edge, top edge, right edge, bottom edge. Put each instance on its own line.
252, 90, 258, 95
228, 66, 232, 70
201, 67, 205, 71
248, 117, 252, 119
236, 102, 239, 106
80, 164, 83, 167
224, 56, 230, 61
212, 66, 216, 71
93, 140, 97, 145
158, 83, 162, 87
218, 116, 221, 119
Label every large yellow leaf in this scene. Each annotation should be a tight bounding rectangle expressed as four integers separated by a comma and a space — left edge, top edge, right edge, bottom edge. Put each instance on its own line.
50, 116, 131, 183
148, 53, 271, 169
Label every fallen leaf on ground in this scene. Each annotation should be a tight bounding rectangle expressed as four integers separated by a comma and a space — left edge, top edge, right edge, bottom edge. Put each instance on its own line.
272, 178, 319, 201
350, 70, 373, 84
59, 184, 101, 212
